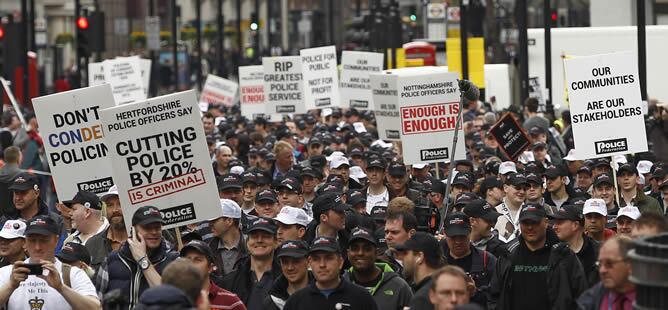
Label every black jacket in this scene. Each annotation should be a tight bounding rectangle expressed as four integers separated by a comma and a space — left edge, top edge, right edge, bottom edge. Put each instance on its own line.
488, 233, 587, 310
262, 272, 315, 310
472, 232, 508, 259
578, 235, 601, 288
409, 275, 434, 310
304, 222, 350, 267
441, 243, 496, 307
208, 231, 248, 276
283, 277, 379, 310
221, 255, 283, 305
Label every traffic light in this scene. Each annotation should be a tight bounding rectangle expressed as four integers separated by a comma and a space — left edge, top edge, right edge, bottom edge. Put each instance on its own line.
250, 13, 258, 31
550, 9, 558, 27
76, 16, 91, 57
0, 27, 4, 40
76, 11, 105, 58
345, 15, 371, 51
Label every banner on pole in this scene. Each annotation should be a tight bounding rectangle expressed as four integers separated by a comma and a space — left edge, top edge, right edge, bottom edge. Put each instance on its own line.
32, 84, 117, 199
100, 90, 222, 229
262, 56, 305, 114
564, 51, 647, 159
300, 45, 340, 109
340, 51, 384, 110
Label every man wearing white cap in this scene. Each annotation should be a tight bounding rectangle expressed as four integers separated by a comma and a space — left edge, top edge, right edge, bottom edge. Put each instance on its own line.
411, 164, 431, 183
497, 161, 517, 183
583, 198, 616, 242
274, 206, 312, 243
615, 206, 641, 238
209, 199, 247, 276
0, 220, 26, 268
329, 154, 363, 190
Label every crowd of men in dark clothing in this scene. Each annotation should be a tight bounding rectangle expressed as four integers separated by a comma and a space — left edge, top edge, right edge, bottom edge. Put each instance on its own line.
0, 95, 667, 310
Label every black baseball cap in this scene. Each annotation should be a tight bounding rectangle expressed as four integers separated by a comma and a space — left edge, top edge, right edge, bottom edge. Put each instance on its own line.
218, 174, 242, 191
346, 190, 366, 206
394, 232, 444, 261
316, 182, 344, 196
452, 173, 473, 189
132, 206, 163, 226
313, 193, 350, 218
25, 215, 59, 236
525, 172, 543, 185
431, 179, 446, 196
9, 172, 39, 191
241, 171, 258, 185
544, 165, 567, 179
479, 177, 503, 196
617, 163, 638, 176
518, 203, 547, 223
444, 213, 471, 237
277, 177, 302, 194
529, 126, 546, 136
255, 189, 278, 203
548, 204, 584, 223
370, 206, 387, 221
308, 136, 323, 147
593, 173, 614, 187
309, 236, 341, 254
349, 227, 377, 246
658, 179, 668, 190
180, 240, 216, 263
463, 199, 502, 222
56, 242, 91, 265
577, 166, 592, 175
246, 217, 277, 234
366, 158, 387, 170
388, 161, 407, 176
454, 192, 477, 207
652, 167, 666, 180
63, 191, 102, 210
592, 158, 611, 168
454, 160, 474, 169
531, 141, 547, 151
349, 147, 364, 157
325, 174, 345, 185
505, 173, 528, 186
301, 166, 321, 179
277, 240, 309, 258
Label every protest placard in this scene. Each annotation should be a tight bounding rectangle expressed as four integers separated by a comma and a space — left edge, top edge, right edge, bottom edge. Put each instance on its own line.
200, 74, 238, 108
564, 51, 647, 159
370, 71, 401, 141
340, 51, 384, 110
90, 57, 151, 98
490, 113, 531, 160
88, 62, 105, 86
103, 57, 147, 105
263, 56, 305, 114
31, 84, 117, 200
239, 65, 266, 119
100, 90, 222, 229
300, 45, 340, 109
397, 70, 466, 164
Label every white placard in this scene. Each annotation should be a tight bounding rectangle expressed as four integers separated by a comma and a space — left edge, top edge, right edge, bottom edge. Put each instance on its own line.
102, 57, 147, 105
139, 58, 152, 97
340, 51, 384, 110
200, 74, 238, 108
398, 71, 466, 164
239, 65, 266, 119
88, 62, 106, 86
31, 84, 117, 200
262, 56, 306, 114
90, 57, 151, 97
146, 16, 161, 51
370, 72, 401, 141
300, 45, 340, 109
100, 90, 222, 229
564, 51, 647, 159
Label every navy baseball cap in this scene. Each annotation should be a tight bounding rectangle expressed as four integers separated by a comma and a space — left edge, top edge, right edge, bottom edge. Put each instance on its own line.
57, 242, 92, 265
256, 189, 278, 203
518, 204, 547, 223
309, 236, 341, 254
245, 217, 277, 234
132, 206, 163, 226
9, 172, 39, 191
278, 240, 309, 258
444, 213, 471, 237
25, 215, 59, 236
349, 227, 377, 246
63, 191, 102, 210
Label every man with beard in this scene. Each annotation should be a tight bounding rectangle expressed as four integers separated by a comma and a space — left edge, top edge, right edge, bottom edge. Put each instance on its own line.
396, 232, 446, 310
86, 185, 128, 271
343, 227, 413, 310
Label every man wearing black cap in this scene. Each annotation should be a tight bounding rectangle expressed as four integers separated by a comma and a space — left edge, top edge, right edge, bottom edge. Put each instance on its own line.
300, 166, 322, 203
479, 176, 504, 207
395, 232, 446, 310
241, 171, 260, 213
180, 240, 245, 310
591, 158, 612, 177
463, 199, 506, 258
449, 173, 474, 205
365, 157, 390, 212
592, 173, 619, 215
62, 191, 108, 245
5, 172, 65, 243
551, 204, 600, 288
283, 236, 378, 310
575, 166, 594, 193
543, 165, 573, 210
0, 215, 100, 309
494, 173, 528, 242
304, 193, 350, 254
56, 242, 95, 278
222, 217, 282, 310
440, 213, 496, 307
94, 206, 178, 310
254, 189, 280, 218
523, 172, 558, 216
617, 164, 662, 214
344, 227, 413, 310
218, 173, 244, 205
387, 161, 423, 202
263, 240, 312, 310
531, 141, 550, 165
277, 177, 312, 218
489, 204, 587, 310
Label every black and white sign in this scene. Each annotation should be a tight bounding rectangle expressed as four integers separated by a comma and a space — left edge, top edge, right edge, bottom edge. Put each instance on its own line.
489, 113, 531, 160
262, 56, 305, 114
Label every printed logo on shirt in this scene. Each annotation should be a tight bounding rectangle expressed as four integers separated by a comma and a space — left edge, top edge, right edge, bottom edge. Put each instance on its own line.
513, 265, 549, 273
29, 296, 45, 310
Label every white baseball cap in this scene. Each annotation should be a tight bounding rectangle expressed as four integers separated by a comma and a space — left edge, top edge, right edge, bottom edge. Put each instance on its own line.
349, 166, 367, 182
583, 198, 607, 216
637, 160, 653, 175
274, 206, 312, 227
100, 185, 119, 201
412, 163, 428, 169
230, 166, 245, 175
219, 199, 242, 219
329, 155, 350, 169
0, 220, 26, 239
498, 161, 517, 175
616, 206, 641, 221
563, 149, 578, 161
518, 151, 535, 164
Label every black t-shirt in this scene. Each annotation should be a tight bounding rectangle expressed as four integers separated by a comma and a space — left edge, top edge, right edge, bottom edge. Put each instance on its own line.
446, 250, 473, 272
510, 242, 551, 310
352, 269, 383, 291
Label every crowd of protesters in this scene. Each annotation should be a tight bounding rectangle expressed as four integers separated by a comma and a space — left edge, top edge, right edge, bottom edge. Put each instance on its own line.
0, 94, 666, 310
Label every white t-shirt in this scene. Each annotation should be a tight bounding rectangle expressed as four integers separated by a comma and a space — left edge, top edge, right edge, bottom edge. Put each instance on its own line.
0, 258, 98, 310
366, 187, 389, 214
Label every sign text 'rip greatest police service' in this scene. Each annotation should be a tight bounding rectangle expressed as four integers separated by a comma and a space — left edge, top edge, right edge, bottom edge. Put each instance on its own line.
397, 70, 466, 164
564, 51, 647, 159
32, 84, 117, 200
263, 56, 306, 114
100, 90, 222, 229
